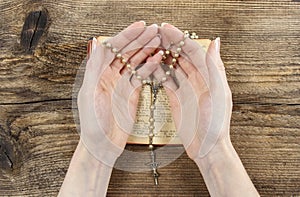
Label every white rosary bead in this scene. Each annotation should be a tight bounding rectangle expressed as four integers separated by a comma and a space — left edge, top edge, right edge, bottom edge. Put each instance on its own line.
165, 50, 170, 55
174, 53, 179, 58
165, 71, 171, 76
131, 70, 136, 75
149, 125, 155, 130
179, 41, 185, 46
142, 79, 147, 84
105, 42, 112, 48
149, 117, 154, 122
172, 58, 177, 63
150, 105, 155, 110
116, 53, 122, 59
161, 77, 167, 82
149, 133, 154, 137
149, 144, 154, 149
176, 47, 182, 52
169, 64, 174, 69
136, 75, 142, 80
121, 58, 127, 64
112, 48, 118, 53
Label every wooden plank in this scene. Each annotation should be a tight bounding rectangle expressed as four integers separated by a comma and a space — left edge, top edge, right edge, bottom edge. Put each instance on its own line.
0, 0, 299, 196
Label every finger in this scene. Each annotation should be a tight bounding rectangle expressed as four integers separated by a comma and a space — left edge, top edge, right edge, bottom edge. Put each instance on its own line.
206, 38, 230, 90
159, 23, 182, 49
87, 37, 97, 60
121, 24, 158, 61
118, 35, 161, 74
85, 21, 146, 76
126, 34, 160, 71
160, 23, 199, 57
160, 23, 210, 85
107, 21, 146, 51
130, 51, 163, 87
177, 56, 197, 77
152, 64, 178, 91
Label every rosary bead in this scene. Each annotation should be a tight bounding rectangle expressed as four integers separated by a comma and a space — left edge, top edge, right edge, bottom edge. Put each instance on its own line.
149, 133, 154, 137
149, 144, 154, 149
116, 53, 122, 59
105, 42, 112, 48
184, 30, 189, 34
150, 105, 155, 110
165, 71, 171, 76
179, 41, 185, 46
149, 125, 155, 130
121, 58, 127, 64
184, 34, 190, 39
126, 63, 131, 68
161, 77, 167, 82
176, 47, 182, 52
172, 58, 177, 63
165, 50, 170, 55
174, 53, 179, 58
112, 48, 118, 53
169, 65, 174, 69
142, 79, 147, 84
136, 75, 142, 80
149, 117, 154, 122
131, 70, 136, 75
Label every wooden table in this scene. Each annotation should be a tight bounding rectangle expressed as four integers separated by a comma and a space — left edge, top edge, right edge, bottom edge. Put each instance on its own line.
0, 0, 299, 196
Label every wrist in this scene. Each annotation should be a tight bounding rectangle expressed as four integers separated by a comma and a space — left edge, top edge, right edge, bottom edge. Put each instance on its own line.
194, 135, 239, 174
59, 140, 114, 197
193, 135, 259, 196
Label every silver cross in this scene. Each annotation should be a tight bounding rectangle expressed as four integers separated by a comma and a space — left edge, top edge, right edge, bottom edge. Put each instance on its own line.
149, 149, 159, 185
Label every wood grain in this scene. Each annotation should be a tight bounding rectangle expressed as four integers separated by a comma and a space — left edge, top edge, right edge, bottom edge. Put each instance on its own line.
0, 0, 299, 196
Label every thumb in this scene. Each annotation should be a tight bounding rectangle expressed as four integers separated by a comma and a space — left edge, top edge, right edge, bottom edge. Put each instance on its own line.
206, 38, 230, 90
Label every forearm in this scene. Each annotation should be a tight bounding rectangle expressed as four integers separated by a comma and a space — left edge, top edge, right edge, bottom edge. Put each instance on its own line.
58, 140, 113, 197
194, 135, 259, 197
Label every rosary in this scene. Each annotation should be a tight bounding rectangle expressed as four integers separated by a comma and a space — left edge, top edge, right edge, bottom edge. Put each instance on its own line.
102, 31, 197, 185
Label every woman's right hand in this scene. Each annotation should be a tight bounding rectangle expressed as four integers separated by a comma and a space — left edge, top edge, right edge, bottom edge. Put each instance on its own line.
158, 24, 233, 160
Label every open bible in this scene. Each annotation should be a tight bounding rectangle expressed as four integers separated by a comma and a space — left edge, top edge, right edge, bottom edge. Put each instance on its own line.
90, 37, 211, 145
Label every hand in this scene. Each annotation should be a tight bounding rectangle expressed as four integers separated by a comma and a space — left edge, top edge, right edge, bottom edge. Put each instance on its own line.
158, 24, 232, 160
59, 22, 164, 196
78, 22, 162, 167
158, 24, 259, 196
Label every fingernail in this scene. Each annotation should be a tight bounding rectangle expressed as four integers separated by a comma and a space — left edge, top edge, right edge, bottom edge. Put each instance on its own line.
215, 37, 220, 53
161, 22, 168, 27
139, 20, 146, 26
92, 37, 97, 51
152, 23, 158, 28
158, 50, 164, 55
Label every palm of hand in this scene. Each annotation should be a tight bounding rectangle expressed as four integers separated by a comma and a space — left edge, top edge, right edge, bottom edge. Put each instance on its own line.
159, 24, 232, 159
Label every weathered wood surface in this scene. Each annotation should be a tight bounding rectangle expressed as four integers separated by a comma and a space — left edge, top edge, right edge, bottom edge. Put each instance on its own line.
0, 0, 299, 196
